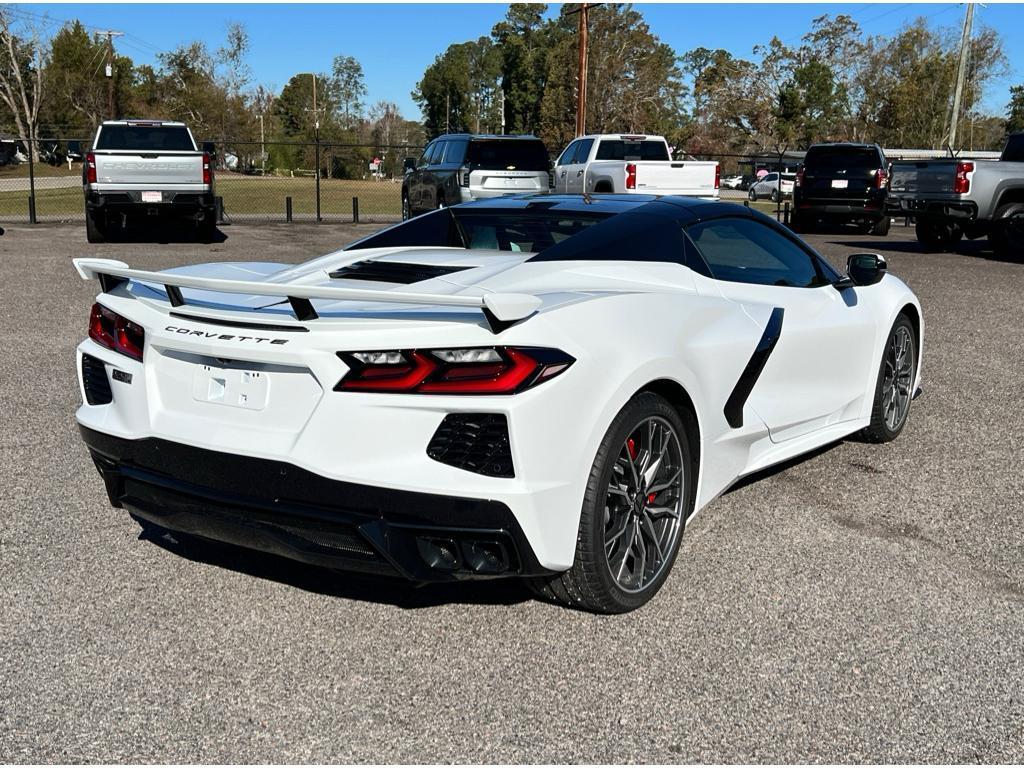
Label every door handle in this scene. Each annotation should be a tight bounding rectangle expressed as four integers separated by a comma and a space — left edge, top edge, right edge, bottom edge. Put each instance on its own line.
560, 170, 566, 178
576, 169, 584, 177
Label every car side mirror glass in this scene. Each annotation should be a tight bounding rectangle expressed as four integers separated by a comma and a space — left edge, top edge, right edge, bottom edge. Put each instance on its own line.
846, 252, 887, 287
403, 157, 417, 174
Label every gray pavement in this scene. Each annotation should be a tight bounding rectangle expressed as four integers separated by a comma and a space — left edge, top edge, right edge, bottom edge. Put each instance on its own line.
1, 219, 1022, 763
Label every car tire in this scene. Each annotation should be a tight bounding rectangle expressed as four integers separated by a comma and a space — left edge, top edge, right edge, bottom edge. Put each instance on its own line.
85, 211, 106, 244
915, 218, 961, 251
789, 211, 810, 233
527, 392, 695, 614
197, 216, 217, 243
770, 189, 780, 203
748, 187, 758, 201
988, 203, 1024, 260
871, 216, 891, 236
861, 313, 917, 443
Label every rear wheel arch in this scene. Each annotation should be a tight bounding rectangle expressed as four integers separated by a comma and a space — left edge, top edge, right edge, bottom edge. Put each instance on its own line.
995, 186, 1024, 211
635, 379, 702, 494
593, 179, 614, 193
899, 303, 922, 362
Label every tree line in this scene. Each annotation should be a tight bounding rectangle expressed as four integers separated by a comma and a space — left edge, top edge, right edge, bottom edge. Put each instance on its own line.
415, 3, 1017, 154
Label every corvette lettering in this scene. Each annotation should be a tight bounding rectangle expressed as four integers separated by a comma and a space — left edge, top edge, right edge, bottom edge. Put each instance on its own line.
165, 325, 288, 344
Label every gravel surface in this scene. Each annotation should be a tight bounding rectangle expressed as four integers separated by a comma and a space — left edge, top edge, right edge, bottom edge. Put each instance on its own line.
1, 219, 1022, 763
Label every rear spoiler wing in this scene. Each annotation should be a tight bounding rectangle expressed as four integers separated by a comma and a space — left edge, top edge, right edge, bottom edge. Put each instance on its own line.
73, 258, 541, 334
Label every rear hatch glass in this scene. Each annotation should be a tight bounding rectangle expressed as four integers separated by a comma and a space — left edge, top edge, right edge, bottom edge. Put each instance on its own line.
466, 139, 549, 171
803, 147, 881, 196
96, 125, 195, 152
595, 140, 670, 161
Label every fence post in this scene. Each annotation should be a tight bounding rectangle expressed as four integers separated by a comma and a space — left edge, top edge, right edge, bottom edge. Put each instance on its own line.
784, 201, 790, 226
286, 196, 293, 223
315, 135, 322, 222
27, 134, 37, 224
352, 196, 359, 224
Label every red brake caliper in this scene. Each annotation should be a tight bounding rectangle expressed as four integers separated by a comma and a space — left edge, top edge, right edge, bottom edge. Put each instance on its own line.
626, 437, 637, 460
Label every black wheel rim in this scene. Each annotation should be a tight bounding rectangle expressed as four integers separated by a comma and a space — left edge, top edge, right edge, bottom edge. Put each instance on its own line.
603, 416, 685, 593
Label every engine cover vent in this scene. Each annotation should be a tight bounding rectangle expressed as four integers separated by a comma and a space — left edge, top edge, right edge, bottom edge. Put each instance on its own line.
329, 260, 472, 284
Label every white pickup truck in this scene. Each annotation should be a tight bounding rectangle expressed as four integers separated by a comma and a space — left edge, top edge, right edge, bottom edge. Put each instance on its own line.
84, 120, 216, 243
553, 134, 719, 198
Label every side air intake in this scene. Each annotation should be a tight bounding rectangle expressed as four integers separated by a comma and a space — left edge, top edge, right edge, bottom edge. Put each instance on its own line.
82, 354, 113, 405
427, 414, 514, 478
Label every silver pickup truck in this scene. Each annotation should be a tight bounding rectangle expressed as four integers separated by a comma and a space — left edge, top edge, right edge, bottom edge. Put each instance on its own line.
888, 133, 1024, 257
84, 120, 216, 243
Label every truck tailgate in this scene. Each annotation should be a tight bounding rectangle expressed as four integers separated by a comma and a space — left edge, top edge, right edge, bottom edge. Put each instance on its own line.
890, 161, 958, 196
93, 152, 204, 186
633, 161, 718, 196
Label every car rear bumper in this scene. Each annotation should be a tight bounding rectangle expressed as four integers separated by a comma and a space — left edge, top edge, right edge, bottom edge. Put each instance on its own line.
81, 425, 551, 582
86, 190, 215, 216
794, 197, 886, 219
886, 197, 978, 221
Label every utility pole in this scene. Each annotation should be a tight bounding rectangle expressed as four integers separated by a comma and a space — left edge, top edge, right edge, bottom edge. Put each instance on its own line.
500, 87, 506, 135
568, 4, 601, 137
304, 74, 324, 221
258, 114, 265, 174
101, 30, 124, 120
948, 2, 975, 150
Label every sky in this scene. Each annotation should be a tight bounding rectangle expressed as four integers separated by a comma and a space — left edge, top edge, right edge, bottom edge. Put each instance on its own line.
14, 2, 1024, 120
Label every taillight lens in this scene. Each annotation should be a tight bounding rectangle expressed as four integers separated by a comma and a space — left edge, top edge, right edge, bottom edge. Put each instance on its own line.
202, 152, 213, 185
86, 152, 97, 184
89, 303, 144, 361
954, 161, 973, 194
625, 163, 637, 190
335, 346, 574, 395
714, 164, 720, 190
795, 169, 804, 188
876, 167, 889, 189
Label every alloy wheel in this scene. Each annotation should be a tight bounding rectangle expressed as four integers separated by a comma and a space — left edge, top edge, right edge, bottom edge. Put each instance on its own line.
603, 416, 685, 593
882, 325, 915, 431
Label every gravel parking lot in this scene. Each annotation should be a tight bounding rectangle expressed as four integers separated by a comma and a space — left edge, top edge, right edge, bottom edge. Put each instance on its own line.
1, 219, 1022, 763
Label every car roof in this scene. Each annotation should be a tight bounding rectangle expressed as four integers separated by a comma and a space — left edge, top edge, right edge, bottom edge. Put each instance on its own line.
431, 133, 543, 141
457, 193, 757, 225
806, 142, 880, 150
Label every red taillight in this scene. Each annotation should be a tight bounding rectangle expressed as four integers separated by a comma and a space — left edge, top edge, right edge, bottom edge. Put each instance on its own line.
86, 152, 97, 184
954, 161, 973, 194
89, 303, 144, 361
876, 167, 889, 190
625, 163, 637, 190
202, 152, 212, 185
335, 347, 574, 395
795, 169, 804, 188
714, 164, 720, 190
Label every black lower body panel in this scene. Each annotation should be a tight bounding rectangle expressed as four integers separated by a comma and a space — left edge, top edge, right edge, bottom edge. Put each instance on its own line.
80, 426, 549, 582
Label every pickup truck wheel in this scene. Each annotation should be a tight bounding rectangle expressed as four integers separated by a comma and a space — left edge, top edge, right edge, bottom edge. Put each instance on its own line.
989, 203, 1024, 259
85, 211, 106, 244
871, 216, 891, 236
197, 216, 217, 243
436, 193, 446, 210
915, 219, 961, 252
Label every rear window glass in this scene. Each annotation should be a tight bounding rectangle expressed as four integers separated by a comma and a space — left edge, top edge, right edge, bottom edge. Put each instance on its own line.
530, 211, 688, 264
804, 147, 882, 172
1003, 134, 1024, 163
466, 139, 549, 171
95, 125, 195, 152
595, 140, 670, 161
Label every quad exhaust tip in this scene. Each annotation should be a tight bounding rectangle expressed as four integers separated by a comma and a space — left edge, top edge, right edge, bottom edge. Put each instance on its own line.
415, 536, 512, 574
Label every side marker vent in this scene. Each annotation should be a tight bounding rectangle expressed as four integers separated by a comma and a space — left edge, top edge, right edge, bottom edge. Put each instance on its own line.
82, 354, 113, 405
427, 414, 514, 478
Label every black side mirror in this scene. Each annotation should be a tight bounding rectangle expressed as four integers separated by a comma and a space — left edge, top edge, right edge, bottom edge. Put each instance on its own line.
835, 252, 887, 290
403, 157, 417, 174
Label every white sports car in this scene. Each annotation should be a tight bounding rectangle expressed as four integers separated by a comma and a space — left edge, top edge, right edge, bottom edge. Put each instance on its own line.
74, 194, 923, 613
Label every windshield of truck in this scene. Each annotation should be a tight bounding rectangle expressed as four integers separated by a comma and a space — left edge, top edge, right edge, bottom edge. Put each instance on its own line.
804, 147, 881, 172
595, 140, 670, 161
96, 125, 196, 152
466, 139, 550, 171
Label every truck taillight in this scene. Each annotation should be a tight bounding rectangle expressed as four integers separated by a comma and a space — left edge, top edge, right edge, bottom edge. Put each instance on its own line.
459, 165, 470, 187
875, 167, 889, 190
714, 164, 720, 190
89, 303, 144, 362
625, 163, 637, 190
86, 152, 97, 184
795, 169, 804, 188
954, 161, 973, 194
202, 152, 212, 185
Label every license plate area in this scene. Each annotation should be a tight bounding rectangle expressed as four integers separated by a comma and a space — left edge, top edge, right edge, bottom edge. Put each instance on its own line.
831, 179, 849, 189
192, 363, 269, 411
141, 191, 163, 203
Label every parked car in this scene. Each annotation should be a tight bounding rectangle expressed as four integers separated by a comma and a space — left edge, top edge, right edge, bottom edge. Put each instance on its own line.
553, 134, 719, 198
401, 134, 551, 219
791, 143, 891, 235
888, 133, 1024, 257
73, 194, 923, 613
83, 119, 216, 243
748, 172, 795, 202
721, 174, 745, 190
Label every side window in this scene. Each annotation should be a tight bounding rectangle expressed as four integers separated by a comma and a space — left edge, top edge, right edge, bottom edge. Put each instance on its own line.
429, 141, 447, 166
574, 138, 594, 164
445, 139, 468, 165
557, 140, 580, 166
418, 142, 434, 168
685, 217, 827, 288
763, 173, 777, 183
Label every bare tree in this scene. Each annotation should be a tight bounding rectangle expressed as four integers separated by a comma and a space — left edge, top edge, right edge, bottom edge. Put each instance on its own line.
0, 9, 44, 160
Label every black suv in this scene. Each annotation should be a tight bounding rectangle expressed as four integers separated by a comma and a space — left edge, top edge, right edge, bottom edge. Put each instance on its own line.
792, 143, 891, 235
401, 134, 551, 219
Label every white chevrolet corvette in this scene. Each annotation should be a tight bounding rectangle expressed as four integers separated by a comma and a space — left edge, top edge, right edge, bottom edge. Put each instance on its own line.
74, 194, 922, 613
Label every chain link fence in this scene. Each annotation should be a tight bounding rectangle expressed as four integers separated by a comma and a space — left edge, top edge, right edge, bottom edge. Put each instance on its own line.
0, 137, 424, 225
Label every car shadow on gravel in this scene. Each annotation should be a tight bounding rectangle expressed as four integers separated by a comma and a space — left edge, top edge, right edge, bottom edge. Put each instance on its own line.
104, 220, 228, 244
138, 524, 535, 609
830, 237, 1021, 263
